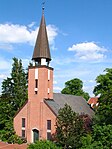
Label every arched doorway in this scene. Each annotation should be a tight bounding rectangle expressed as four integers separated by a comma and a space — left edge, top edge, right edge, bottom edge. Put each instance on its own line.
32, 129, 39, 143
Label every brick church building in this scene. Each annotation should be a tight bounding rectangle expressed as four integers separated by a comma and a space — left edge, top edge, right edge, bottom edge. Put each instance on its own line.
14, 8, 94, 143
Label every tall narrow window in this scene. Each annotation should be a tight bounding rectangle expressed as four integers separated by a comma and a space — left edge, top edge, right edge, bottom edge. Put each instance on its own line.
35, 79, 38, 88
35, 68, 38, 79
47, 120, 51, 130
22, 118, 25, 128
35, 79, 38, 94
47, 132, 52, 140
22, 130, 25, 138
48, 88, 50, 94
48, 70, 50, 80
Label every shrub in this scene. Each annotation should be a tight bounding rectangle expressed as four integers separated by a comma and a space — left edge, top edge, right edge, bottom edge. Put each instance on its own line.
28, 140, 62, 149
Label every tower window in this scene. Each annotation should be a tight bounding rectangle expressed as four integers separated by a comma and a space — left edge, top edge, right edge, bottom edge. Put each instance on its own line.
35, 68, 38, 79
35, 79, 38, 88
48, 88, 50, 94
47, 120, 51, 130
48, 70, 50, 80
22, 118, 25, 128
35, 91, 37, 94
35, 79, 38, 94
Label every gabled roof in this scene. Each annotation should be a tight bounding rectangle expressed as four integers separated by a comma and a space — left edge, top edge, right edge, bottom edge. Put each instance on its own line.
88, 97, 98, 104
88, 97, 98, 108
44, 93, 94, 117
32, 12, 51, 62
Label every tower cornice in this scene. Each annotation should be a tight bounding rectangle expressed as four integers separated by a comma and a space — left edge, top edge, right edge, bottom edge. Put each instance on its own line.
28, 65, 54, 71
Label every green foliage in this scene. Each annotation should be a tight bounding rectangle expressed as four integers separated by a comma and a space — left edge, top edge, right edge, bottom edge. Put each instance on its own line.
93, 68, 112, 125
56, 104, 85, 149
92, 124, 112, 148
61, 78, 90, 101
28, 140, 62, 149
80, 125, 112, 149
80, 134, 104, 149
94, 68, 112, 96
0, 57, 28, 143
81, 68, 112, 149
1, 57, 28, 110
0, 120, 26, 144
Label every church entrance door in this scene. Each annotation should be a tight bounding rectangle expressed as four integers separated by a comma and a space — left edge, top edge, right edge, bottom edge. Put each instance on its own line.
33, 129, 39, 143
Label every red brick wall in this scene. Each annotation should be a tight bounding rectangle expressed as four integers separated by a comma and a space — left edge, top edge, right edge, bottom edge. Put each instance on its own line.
14, 103, 27, 137
14, 65, 55, 143
28, 66, 53, 100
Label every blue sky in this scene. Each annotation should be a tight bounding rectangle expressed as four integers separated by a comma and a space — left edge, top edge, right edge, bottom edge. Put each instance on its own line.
0, 0, 112, 96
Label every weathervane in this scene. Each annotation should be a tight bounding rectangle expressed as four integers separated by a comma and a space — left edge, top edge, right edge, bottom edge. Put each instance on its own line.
42, 0, 46, 13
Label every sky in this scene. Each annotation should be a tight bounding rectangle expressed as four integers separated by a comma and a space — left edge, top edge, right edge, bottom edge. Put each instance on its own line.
0, 0, 112, 96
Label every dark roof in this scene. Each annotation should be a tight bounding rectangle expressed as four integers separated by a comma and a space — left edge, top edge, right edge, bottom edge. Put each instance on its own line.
44, 93, 94, 117
32, 13, 51, 62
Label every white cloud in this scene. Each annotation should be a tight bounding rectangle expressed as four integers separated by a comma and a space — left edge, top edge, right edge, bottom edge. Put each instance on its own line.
68, 42, 107, 61
0, 24, 31, 43
0, 23, 58, 48
28, 22, 36, 28
0, 43, 13, 51
22, 58, 30, 69
89, 80, 95, 83
53, 86, 62, 92
83, 85, 95, 96
47, 25, 58, 46
0, 57, 11, 70
0, 74, 7, 79
53, 80, 58, 84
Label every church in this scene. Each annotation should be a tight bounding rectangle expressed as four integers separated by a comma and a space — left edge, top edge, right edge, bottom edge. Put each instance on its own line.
14, 7, 94, 143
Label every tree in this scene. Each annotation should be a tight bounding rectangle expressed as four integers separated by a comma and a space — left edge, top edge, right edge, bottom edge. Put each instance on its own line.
56, 104, 85, 149
80, 124, 112, 149
80, 68, 112, 149
61, 78, 90, 101
1, 57, 28, 110
0, 57, 28, 143
93, 68, 112, 125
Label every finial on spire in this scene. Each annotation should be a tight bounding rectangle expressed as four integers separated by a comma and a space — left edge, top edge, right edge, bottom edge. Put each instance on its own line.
42, 1, 45, 14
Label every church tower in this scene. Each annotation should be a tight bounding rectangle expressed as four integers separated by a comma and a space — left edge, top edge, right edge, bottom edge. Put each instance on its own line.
27, 7, 54, 142
28, 7, 53, 103
14, 7, 56, 143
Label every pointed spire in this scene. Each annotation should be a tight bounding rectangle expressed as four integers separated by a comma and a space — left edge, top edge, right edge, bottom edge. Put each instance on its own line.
32, 7, 51, 65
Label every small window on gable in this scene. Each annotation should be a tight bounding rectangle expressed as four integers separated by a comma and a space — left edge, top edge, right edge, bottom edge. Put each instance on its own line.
47, 120, 51, 130
22, 118, 25, 128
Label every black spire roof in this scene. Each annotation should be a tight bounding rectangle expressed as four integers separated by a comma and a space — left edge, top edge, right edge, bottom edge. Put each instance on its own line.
32, 10, 51, 62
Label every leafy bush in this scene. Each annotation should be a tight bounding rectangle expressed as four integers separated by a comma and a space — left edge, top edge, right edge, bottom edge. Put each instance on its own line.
0, 129, 26, 144
28, 140, 62, 149
80, 125, 112, 149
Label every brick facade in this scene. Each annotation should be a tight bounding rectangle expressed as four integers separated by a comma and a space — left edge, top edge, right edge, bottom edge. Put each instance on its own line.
14, 65, 56, 143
